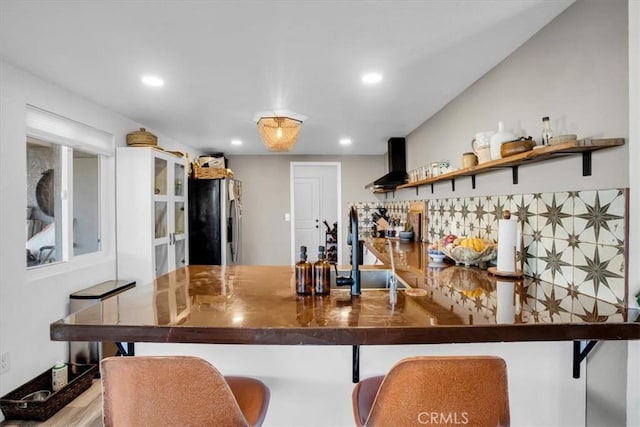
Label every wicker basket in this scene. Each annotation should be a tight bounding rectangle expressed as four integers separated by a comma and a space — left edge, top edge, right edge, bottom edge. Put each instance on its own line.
0, 364, 96, 421
126, 128, 158, 146
192, 163, 234, 179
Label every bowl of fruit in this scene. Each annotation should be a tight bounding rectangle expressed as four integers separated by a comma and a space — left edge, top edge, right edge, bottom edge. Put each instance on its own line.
439, 234, 497, 266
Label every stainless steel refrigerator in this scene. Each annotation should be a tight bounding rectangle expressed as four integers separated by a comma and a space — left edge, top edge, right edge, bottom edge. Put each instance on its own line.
188, 177, 242, 265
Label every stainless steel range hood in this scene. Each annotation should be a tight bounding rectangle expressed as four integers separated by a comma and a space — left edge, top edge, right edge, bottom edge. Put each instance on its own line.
365, 137, 408, 190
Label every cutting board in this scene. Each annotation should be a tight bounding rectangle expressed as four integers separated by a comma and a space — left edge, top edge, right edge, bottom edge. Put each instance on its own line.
407, 211, 421, 242
409, 201, 428, 242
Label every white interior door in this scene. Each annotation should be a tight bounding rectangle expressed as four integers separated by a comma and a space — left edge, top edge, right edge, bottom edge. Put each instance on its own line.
293, 177, 321, 256
291, 163, 340, 264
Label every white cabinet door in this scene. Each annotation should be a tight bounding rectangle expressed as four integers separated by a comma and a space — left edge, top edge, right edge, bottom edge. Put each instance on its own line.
117, 147, 188, 286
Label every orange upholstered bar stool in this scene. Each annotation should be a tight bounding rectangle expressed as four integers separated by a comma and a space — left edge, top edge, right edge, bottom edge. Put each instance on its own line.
101, 356, 270, 427
352, 356, 510, 427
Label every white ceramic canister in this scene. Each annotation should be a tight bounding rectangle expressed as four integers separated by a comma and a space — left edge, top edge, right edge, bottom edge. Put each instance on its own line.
490, 121, 516, 160
471, 131, 494, 152
471, 131, 494, 164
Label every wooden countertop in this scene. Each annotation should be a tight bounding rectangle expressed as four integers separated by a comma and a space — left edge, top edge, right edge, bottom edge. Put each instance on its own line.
50, 245, 639, 345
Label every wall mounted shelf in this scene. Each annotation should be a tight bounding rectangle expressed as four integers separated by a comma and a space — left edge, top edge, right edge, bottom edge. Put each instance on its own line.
395, 138, 624, 194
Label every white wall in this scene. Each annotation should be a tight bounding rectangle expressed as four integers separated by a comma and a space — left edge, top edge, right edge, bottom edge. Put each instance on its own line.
0, 60, 200, 399
226, 154, 382, 265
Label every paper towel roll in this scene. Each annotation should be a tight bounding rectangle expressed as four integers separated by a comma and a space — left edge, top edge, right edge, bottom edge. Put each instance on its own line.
497, 218, 517, 273
496, 281, 516, 324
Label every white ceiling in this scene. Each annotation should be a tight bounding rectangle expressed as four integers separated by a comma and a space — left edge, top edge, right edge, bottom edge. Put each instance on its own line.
0, 0, 573, 155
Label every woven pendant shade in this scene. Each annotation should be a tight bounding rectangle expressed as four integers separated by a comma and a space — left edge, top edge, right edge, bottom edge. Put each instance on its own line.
257, 117, 302, 152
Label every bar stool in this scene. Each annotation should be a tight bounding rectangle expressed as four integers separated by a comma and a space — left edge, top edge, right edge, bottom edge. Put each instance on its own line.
101, 356, 270, 427
352, 356, 509, 427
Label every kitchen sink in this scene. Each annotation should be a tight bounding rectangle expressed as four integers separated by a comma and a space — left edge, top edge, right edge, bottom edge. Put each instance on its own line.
329, 268, 408, 289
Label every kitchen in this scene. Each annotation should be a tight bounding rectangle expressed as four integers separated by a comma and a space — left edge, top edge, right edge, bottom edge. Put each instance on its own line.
1, 0, 639, 426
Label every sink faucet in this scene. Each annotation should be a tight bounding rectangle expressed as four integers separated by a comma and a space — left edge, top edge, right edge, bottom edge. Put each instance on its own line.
335, 206, 361, 296
387, 239, 397, 305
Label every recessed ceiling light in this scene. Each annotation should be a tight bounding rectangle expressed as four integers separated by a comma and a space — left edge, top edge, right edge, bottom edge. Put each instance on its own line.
339, 138, 352, 145
361, 72, 383, 84
141, 75, 165, 87
231, 139, 242, 146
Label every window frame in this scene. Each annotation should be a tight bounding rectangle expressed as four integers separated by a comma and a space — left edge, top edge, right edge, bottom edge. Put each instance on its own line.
25, 105, 114, 281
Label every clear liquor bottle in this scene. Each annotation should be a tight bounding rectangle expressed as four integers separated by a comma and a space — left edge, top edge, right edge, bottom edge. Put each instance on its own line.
541, 116, 553, 146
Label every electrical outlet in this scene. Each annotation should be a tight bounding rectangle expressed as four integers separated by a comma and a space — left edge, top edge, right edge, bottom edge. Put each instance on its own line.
0, 352, 9, 374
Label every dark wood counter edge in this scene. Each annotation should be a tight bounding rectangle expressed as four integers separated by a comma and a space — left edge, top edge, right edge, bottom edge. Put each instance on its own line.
50, 321, 640, 345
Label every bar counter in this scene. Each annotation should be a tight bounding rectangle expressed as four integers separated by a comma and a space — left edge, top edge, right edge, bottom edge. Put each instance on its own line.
50, 239, 639, 346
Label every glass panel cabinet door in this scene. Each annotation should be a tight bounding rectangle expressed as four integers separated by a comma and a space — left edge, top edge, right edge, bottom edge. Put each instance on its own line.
174, 239, 186, 269
174, 201, 185, 236
155, 243, 169, 277
154, 157, 168, 195
154, 201, 168, 239
174, 163, 185, 197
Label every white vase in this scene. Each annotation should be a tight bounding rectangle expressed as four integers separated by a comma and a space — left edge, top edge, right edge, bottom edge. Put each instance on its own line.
490, 121, 516, 160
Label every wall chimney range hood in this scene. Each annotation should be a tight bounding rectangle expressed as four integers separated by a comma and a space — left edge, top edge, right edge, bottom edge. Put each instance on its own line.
365, 137, 408, 190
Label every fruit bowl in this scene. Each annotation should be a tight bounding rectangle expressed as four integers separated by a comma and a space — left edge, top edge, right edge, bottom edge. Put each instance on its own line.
439, 238, 497, 266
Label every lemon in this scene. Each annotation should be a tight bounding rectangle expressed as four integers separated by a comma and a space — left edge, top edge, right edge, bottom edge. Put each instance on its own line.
460, 238, 473, 249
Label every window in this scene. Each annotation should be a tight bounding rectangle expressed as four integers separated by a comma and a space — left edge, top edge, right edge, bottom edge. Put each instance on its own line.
25, 105, 113, 270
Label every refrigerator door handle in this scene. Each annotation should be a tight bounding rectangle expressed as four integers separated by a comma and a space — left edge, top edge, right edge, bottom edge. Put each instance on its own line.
229, 200, 239, 263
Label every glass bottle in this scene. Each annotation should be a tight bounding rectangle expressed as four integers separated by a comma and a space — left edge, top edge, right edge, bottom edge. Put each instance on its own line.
313, 246, 331, 295
295, 246, 312, 295
541, 116, 553, 146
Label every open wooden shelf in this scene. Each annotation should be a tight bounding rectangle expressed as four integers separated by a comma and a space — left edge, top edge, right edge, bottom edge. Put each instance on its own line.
372, 188, 397, 194
396, 138, 624, 193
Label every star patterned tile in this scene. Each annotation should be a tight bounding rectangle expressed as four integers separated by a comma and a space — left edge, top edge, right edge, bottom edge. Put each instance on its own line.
574, 242, 625, 302
538, 191, 573, 240
376, 187, 628, 305
521, 234, 538, 277
512, 193, 538, 236
469, 197, 486, 229
478, 196, 496, 241
574, 189, 626, 246
536, 237, 573, 287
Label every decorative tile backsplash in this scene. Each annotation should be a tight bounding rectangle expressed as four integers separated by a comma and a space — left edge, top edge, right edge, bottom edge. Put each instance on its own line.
350, 188, 628, 305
